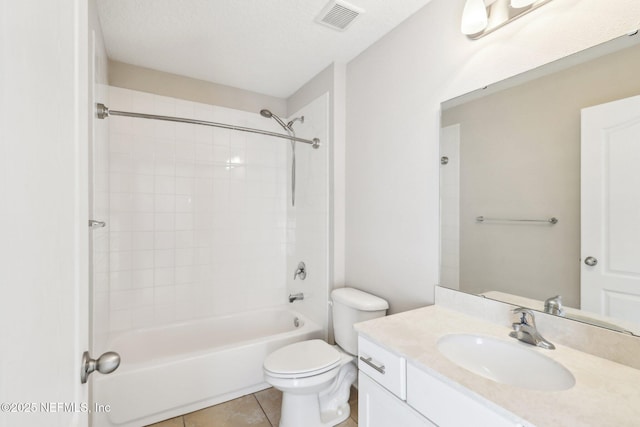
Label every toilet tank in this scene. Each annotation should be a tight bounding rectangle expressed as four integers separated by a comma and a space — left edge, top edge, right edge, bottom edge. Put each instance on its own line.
331, 288, 389, 355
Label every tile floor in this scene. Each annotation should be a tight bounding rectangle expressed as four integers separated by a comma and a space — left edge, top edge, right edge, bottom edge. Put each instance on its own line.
146, 387, 358, 427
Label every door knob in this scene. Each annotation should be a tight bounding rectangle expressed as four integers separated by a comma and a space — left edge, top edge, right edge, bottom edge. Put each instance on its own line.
584, 256, 598, 267
81, 351, 120, 384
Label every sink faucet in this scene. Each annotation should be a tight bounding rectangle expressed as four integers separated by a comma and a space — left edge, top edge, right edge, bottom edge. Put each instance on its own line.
544, 295, 564, 316
509, 308, 555, 350
289, 293, 304, 303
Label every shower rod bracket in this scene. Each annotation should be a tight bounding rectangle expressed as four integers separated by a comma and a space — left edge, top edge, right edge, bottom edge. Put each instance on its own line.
95, 103, 321, 148
96, 103, 110, 119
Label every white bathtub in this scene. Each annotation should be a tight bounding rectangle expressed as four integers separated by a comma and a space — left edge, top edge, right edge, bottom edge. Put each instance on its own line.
92, 307, 322, 427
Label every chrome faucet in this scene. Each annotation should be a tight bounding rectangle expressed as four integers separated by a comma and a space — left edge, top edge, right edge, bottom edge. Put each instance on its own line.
293, 262, 307, 280
509, 308, 555, 350
544, 295, 564, 316
289, 293, 304, 303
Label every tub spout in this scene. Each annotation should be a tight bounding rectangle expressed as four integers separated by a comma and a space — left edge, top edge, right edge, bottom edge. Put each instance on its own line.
289, 293, 304, 303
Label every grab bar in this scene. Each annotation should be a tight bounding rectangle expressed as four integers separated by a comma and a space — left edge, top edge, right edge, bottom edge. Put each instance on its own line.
476, 216, 558, 225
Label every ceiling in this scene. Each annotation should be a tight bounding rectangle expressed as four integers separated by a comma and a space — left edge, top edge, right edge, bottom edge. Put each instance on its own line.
96, 0, 433, 98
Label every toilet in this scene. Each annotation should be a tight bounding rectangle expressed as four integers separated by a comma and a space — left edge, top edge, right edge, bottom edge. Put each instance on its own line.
263, 287, 389, 427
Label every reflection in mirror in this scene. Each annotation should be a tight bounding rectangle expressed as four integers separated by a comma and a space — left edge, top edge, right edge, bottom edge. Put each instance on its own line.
440, 31, 640, 336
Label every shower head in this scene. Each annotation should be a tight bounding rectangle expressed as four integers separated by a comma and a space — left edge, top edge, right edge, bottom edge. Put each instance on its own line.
287, 116, 304, 129
259, 109, 289, 131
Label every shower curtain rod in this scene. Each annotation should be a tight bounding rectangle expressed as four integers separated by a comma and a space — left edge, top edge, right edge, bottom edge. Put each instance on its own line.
96, 103, 321, 149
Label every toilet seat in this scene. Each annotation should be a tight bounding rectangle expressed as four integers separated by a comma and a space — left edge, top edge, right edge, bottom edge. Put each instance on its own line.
264, 339, 341, 379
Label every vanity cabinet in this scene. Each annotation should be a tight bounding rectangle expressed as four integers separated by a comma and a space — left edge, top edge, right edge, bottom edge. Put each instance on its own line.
358, 336, 433, 427
358, 335, 530, 427
406, 363, 528, 427
359, 372, 433, 427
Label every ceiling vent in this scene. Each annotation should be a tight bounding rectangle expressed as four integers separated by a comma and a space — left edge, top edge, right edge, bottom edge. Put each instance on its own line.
315, 0, 364, 32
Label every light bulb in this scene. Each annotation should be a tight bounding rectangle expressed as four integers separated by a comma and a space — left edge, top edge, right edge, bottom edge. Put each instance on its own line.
511, 0, 536, 8
461, 0, 489, 35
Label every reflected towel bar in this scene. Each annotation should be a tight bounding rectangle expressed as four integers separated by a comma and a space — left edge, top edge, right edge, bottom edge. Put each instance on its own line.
476, 216, 558, 225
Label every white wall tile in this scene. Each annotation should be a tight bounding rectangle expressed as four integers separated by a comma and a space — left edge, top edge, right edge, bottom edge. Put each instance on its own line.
175, 161, 195, 177
175, 177, 194, 195
107, 87, 300, 333
131, 213, 154, 231
132, 250, 154, 270
154, 176, 176, 194
154, 213, 175, 231
131, 231, 154, 250
132, 269, 154, 289
131, 154, 155, 175
154, 267, 175, 286
154, 194, 175, 212
155, 249, 175, 268
131, 175, 154, 194
154, 231, 175, 249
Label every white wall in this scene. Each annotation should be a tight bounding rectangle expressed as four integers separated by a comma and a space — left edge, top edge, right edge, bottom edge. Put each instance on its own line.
345, 0, 640, 314
109, 60, 287, 117
106, 87, 289, 334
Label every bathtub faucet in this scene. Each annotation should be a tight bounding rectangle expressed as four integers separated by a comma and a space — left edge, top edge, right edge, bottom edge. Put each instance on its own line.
289, 293, 304, 303
294, 262, 307, 280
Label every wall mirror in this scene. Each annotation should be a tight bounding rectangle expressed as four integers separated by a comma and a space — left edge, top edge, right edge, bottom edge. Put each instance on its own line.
440, 31, 640, 336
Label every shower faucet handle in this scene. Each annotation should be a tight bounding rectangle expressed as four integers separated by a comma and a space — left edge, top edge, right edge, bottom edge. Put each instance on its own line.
294, 262, 307, 280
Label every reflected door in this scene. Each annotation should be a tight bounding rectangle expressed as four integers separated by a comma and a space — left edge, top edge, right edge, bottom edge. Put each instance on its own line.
581, 95, 640, 324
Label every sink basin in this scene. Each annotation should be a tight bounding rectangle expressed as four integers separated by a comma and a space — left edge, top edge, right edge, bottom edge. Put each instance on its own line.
437, 334, 575, 391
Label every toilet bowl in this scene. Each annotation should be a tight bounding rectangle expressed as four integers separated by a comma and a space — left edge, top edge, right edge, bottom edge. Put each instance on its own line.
264, 339, 356, 427
263, 288, 389, 427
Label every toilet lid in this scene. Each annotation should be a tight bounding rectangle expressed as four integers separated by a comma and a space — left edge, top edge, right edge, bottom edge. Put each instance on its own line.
264, 339, 341, 378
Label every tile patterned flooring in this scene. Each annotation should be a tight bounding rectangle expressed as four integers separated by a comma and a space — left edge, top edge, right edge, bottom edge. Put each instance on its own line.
147, 387, 358, 427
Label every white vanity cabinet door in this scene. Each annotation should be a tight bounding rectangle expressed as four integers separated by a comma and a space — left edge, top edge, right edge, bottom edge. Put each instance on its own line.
358, 336, 407, 399
406, 363, 531, 427
360, 372, 435, 427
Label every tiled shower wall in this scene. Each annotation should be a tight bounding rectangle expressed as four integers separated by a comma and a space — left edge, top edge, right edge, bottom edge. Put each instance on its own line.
285, 93, 330, 332
107, 87, 289, 333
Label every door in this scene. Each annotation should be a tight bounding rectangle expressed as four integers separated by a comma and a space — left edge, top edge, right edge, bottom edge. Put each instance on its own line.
0, 1, 89, 426
581, 95, 640, 324
359, 373, 433, 427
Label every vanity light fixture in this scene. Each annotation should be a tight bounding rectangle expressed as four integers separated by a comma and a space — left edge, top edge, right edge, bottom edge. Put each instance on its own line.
461, 0, 553, 39
460, 0, 488, 36
511, 0, 536, 7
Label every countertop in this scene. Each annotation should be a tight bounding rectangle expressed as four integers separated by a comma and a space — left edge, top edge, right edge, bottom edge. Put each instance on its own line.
354, 305, 640, 427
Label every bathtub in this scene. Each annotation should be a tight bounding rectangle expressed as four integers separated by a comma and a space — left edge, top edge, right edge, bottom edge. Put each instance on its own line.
92, 307, 323, 427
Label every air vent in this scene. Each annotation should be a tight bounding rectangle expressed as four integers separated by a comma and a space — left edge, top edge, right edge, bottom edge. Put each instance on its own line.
315, 0, 364, 31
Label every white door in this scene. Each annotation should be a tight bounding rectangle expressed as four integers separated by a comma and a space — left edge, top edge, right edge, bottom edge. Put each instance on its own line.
359, 373, 433, 427
581, 95, 640, 324
0, 1, 89, 426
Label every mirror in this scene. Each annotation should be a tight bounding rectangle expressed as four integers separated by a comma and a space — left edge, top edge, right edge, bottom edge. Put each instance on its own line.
440, 31, 640, 336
